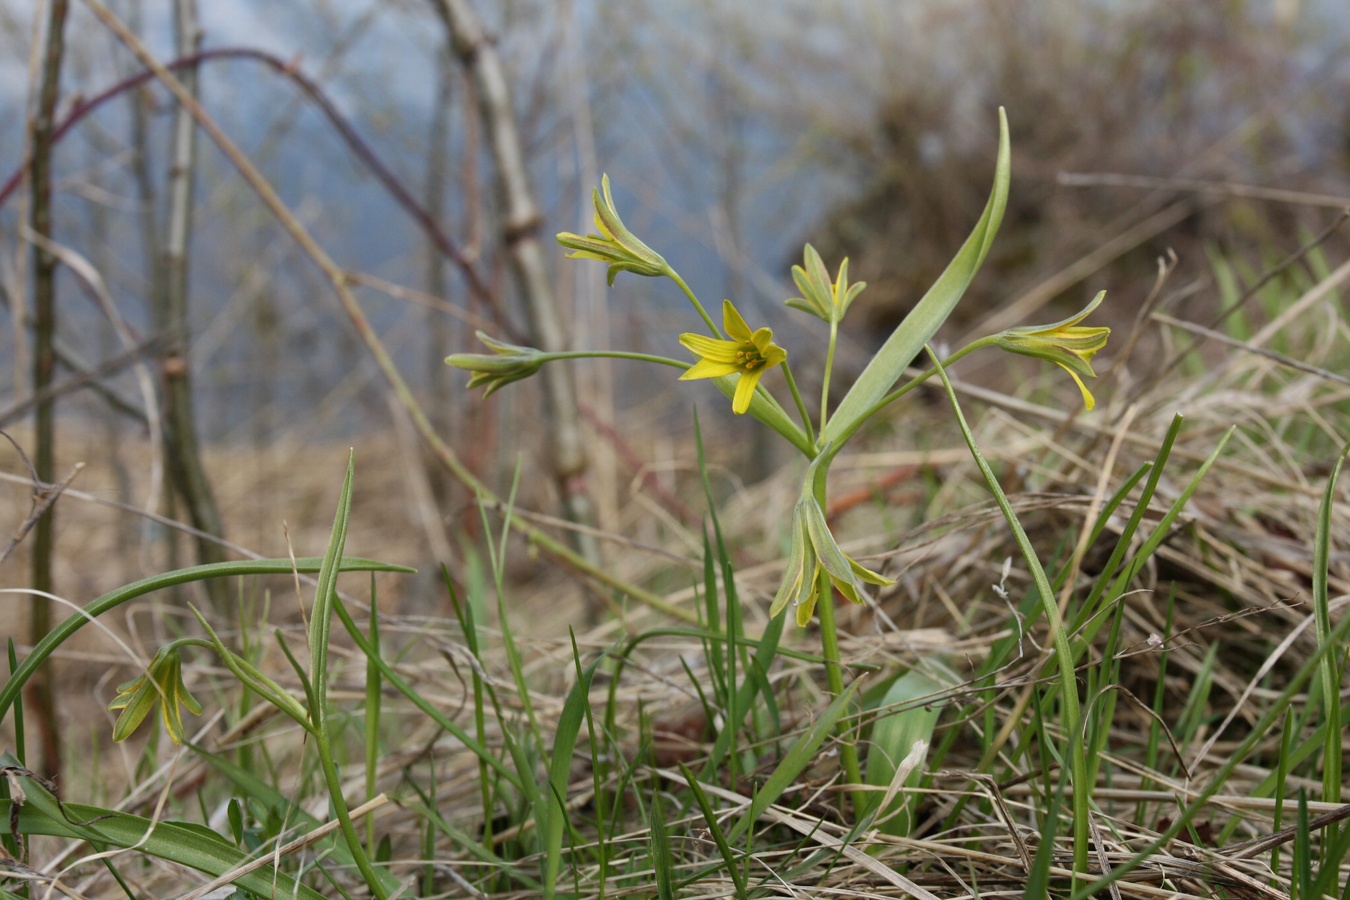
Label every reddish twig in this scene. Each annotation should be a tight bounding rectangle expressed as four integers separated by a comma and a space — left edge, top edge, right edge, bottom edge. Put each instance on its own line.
0, 46, 505, 328
826, 465, 923, 522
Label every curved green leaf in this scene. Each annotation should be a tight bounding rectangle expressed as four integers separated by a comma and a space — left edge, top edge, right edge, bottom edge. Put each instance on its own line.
728, 678, 862, 843
8, 759, 326, 900
0, 556, 414, 726
864, 669, 945, 836
823, 108, 1010, 449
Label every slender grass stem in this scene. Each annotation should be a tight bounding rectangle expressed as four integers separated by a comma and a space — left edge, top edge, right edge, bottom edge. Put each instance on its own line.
781, 362, 817, 448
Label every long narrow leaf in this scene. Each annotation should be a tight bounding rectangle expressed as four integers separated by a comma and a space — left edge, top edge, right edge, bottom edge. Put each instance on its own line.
823, 108, 1010, 447
0, 556, 411, 726
308, 452, 355, 724
678, 762, 749, 896
10, 761, 326, 900
728, 678, 862, 843
1312, 441, 1350, 809
542, 632, 606, 898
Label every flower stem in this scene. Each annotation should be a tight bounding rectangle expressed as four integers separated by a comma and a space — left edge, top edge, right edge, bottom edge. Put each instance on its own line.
812, 481, 863, 818
819, 318, 838, 436
546, 350, 690, 370
666, 268, 722, 337
925, 346, 1089, 879
823, 338, 994, 457
781, 362, 816, 449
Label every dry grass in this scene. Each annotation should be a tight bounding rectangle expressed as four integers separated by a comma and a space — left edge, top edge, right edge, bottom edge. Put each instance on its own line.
6, 248, 1350, 897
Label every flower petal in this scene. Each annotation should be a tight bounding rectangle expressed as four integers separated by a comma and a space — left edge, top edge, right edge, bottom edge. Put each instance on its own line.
770, 505, 811, 619
1061, 365, 1096, 411
722, 300, 753, 342
802, 496, 856, 587
680, 357, 740, 381
795, 584, 820, 628
850, 556, 894, 586
732, 370, 762, 414
679, 333, 741, 362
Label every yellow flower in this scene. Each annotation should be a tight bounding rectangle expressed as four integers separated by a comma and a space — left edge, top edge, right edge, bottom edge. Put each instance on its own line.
556, 174, 667, 285
785, 244, 866, 323
679, 300, 787, 414
109, 645, 202, 744
445, 331, 546, 397
994, 290, 1110, 410
770, 453, 893, 626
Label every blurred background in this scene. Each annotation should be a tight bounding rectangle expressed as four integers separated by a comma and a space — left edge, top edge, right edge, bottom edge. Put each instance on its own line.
3, 0, 1350, 611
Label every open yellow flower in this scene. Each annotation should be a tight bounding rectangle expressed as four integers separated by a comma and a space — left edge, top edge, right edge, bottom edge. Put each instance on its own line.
679, 300, 786, 414
994, 290, 1110, 410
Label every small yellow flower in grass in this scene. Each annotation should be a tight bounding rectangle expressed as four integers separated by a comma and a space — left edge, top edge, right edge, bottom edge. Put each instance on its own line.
770, 453, 894, 626
445, 331, 546, 397
109, 644, 202, 744
556, 174, 667, 285
994, 290, 1110, 410
679, 300, 787, 414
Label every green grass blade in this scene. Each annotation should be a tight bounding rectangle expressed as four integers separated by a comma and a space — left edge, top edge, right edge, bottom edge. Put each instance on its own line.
1295, 790, 1312, 900
541, 632, 606, 898
678, 762, 749, 897
1071, 418, 1183, 633
305, 455, 395, 899
364, 573, 381, 851
5, 640, 22, 773
649, 787, 678, 900
446, 565, 500, 854
1312, 441, 1350, 812
727, 677, 862, 843
308, 451, 354, 723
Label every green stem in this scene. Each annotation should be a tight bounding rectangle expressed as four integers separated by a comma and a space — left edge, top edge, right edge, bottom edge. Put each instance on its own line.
543, 350, 689, 369
666, 269, 721, 337
780, 362, 816, 449
823, 338, 994, 456
314, 722, 389, 898
926, 346, 1088, 878
812, 480, 863, 818
819, 318, 838, 435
